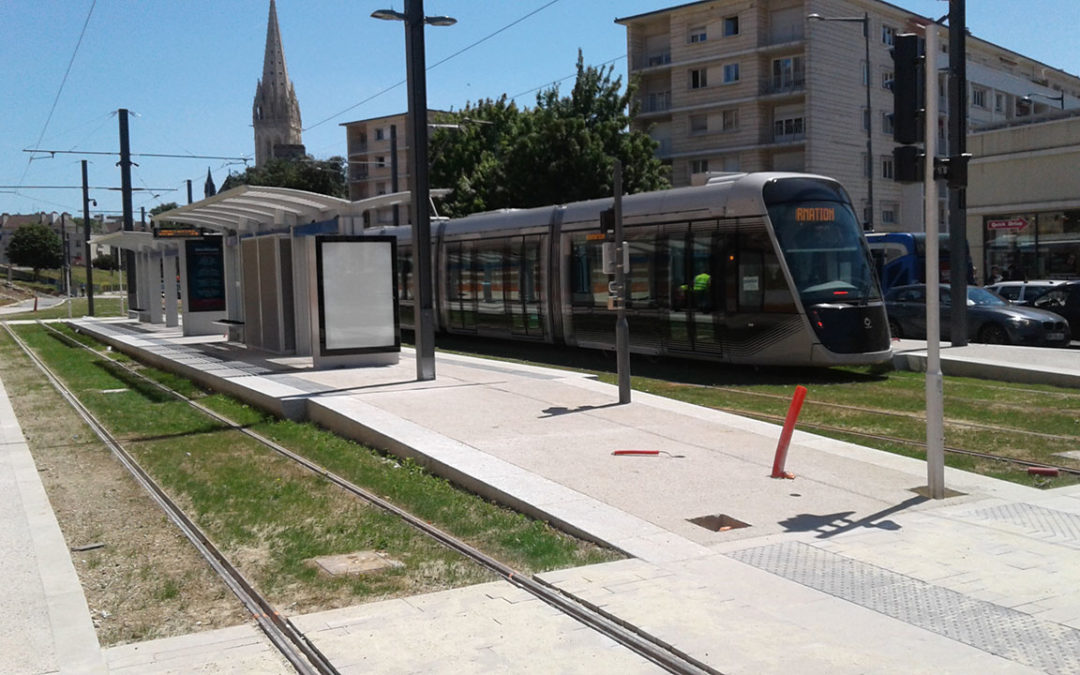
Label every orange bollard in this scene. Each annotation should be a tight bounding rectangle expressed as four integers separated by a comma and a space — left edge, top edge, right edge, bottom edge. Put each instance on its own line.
771, 385, 807, 479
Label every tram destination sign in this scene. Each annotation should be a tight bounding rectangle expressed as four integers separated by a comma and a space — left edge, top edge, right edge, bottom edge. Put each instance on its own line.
155, 223, 204, 238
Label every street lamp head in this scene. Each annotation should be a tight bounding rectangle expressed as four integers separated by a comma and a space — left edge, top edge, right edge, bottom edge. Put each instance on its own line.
371, 8, 406, 21
424, 15, 456, 26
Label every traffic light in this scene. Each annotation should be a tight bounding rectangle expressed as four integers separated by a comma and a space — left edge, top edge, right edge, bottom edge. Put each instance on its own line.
891, 33, 925, 146
893, 145, 922, 183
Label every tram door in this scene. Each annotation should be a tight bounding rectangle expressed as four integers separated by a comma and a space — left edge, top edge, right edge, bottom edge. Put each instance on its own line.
446, 241, 478, 332
665, 224, 725, 355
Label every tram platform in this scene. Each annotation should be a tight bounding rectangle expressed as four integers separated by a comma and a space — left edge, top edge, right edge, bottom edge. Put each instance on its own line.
6, 318, 1080, 673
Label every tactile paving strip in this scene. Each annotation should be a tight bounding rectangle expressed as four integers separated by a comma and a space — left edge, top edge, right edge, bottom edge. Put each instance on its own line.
727, 541, 1080, 674
964, 503, 1080, 547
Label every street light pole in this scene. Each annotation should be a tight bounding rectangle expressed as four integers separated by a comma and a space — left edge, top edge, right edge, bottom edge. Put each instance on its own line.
808, 13, 874, 230
373, 0, 455, 382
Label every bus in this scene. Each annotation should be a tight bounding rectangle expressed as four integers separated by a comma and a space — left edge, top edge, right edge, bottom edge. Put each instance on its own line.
864, 232, 974, 293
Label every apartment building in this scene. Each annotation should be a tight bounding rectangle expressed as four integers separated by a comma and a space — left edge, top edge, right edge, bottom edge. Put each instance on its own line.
616, 0, 1080, 232
342, 111, 439, 227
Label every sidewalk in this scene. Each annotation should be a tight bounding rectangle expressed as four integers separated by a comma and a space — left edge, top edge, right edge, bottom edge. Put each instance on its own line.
9, 318, 1080, 672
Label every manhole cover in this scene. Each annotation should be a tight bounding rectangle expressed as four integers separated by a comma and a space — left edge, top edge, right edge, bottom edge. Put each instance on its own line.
688, 514, 750, 532
306, 550, 403, 576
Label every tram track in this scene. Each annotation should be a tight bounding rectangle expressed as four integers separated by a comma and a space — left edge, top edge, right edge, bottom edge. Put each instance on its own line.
13, 321, 716, 675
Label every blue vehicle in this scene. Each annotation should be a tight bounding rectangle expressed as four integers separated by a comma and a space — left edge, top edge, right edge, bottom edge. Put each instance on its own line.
865, 232, 974, 293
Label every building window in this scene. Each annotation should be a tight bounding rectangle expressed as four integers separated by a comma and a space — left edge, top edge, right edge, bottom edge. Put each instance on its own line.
882, 25, 897, 46
773, 115, 804, 141
723, 63, 740, 83
995, 93, 1005, 113
376, 156, 386, 168
882, 70, 894, 90
972, 87, 987, 109
882, 203, 899, 225
722, 109, 738, 131
724, 16, 739, 36
772, 56, 804, 91
881, 156, 895, 180
690, 68, 708, 89
690, 114, 708, 134
689, 26, 707, 43
375, 128, 385, 141
691, 159, 709, 174
376, 181, 387, 195
882, 111, 894, 134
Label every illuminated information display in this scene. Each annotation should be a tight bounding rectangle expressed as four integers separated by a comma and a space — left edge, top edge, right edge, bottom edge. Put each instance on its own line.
795, 207, 836, 222
185, 237, 226, 312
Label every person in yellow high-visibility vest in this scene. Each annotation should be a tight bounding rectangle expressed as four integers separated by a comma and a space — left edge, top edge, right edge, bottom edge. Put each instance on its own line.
693, 272, 711, 312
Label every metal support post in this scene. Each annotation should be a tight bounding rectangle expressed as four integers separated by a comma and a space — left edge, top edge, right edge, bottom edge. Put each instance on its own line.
405, 0, 435, 381
613, 160, 630, 404
947, 0, 968, 343
924, 24, 945, 500
81, 160, 94, 316
119, 108, 137, 311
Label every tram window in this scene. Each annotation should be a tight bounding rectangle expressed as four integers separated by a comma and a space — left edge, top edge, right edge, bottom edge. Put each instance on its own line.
627, 233, 657, 307
570, 236, 605, 307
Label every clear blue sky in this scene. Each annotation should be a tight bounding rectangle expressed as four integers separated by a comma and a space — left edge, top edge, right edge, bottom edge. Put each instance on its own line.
1, 0, 1076, 220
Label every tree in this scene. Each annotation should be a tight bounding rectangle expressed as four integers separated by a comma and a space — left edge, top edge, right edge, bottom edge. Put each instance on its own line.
430, 51, 669, 217
220, 156, 347, 198
7, 223, 63, 280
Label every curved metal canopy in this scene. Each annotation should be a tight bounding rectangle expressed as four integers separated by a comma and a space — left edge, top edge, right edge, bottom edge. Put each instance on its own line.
149, 185, 453, 234
150, 185, 351, 234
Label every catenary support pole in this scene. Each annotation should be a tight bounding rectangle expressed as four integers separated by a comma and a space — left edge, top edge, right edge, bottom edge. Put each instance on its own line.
82, 160, 95, 316
119, 108, 137, 313
948, 0, 968, 344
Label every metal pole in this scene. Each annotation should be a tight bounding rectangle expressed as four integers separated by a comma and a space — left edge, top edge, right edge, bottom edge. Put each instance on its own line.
405, 0, 435, 381
187, 179, 193, 204
391, 124, 400, 227
613, 160, 630, 404
924, 24, 945, 500
948, 0, 968, 344
863, 12, 874, 230
119, 108, 137, 312
82, 160, 95, 316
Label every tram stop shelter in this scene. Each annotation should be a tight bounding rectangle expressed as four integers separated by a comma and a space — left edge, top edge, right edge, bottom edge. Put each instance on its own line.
147, 185, 441, 368
90, 230, 182, 328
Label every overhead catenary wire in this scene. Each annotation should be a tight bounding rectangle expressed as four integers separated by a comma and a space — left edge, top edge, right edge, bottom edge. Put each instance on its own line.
304, 0, 563, 132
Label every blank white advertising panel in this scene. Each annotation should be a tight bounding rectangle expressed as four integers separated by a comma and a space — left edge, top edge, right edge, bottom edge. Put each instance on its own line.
317, 236, 399, 354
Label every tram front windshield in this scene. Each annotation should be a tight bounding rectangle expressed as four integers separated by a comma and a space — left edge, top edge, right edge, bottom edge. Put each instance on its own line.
766, 187, 880, 306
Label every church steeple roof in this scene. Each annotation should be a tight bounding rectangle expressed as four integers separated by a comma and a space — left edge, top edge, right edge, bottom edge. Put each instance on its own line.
261, 0, 291, 97
253, 0, 303, 167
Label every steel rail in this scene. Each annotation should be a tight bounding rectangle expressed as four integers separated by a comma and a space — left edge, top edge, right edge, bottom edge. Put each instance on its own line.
3, 323, 339, 675
45, 322, 716, 675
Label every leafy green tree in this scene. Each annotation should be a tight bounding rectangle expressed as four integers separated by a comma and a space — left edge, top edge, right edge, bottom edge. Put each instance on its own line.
430, 52, 668, 217
7, 223, 63, 280
220, 156, 347, 198
92, 253, 119, 271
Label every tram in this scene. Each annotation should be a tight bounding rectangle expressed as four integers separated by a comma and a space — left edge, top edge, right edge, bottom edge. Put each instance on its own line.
370, 172, 892, 367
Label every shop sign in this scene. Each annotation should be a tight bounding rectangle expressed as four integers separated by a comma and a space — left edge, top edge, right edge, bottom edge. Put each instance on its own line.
987, 217, 1029, 230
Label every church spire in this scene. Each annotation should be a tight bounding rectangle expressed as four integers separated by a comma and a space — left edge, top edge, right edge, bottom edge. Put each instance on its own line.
253, 0, 304, 167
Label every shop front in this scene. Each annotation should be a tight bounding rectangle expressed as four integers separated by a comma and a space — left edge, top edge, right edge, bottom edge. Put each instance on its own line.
983, 210, 1080, 283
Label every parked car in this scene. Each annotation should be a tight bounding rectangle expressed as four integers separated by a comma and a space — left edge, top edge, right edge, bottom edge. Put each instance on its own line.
1031, 280, 1080, 333
884, 284, 1071, 347
984, 280, 1065, 306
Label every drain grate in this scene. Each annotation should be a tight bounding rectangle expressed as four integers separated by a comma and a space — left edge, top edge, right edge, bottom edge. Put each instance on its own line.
727, 541, 1080, 674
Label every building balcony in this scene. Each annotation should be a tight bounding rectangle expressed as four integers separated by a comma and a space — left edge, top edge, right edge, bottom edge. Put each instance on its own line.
631, 49, 672, 71
761, 75, 805, 96
638, 91, 672, 114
